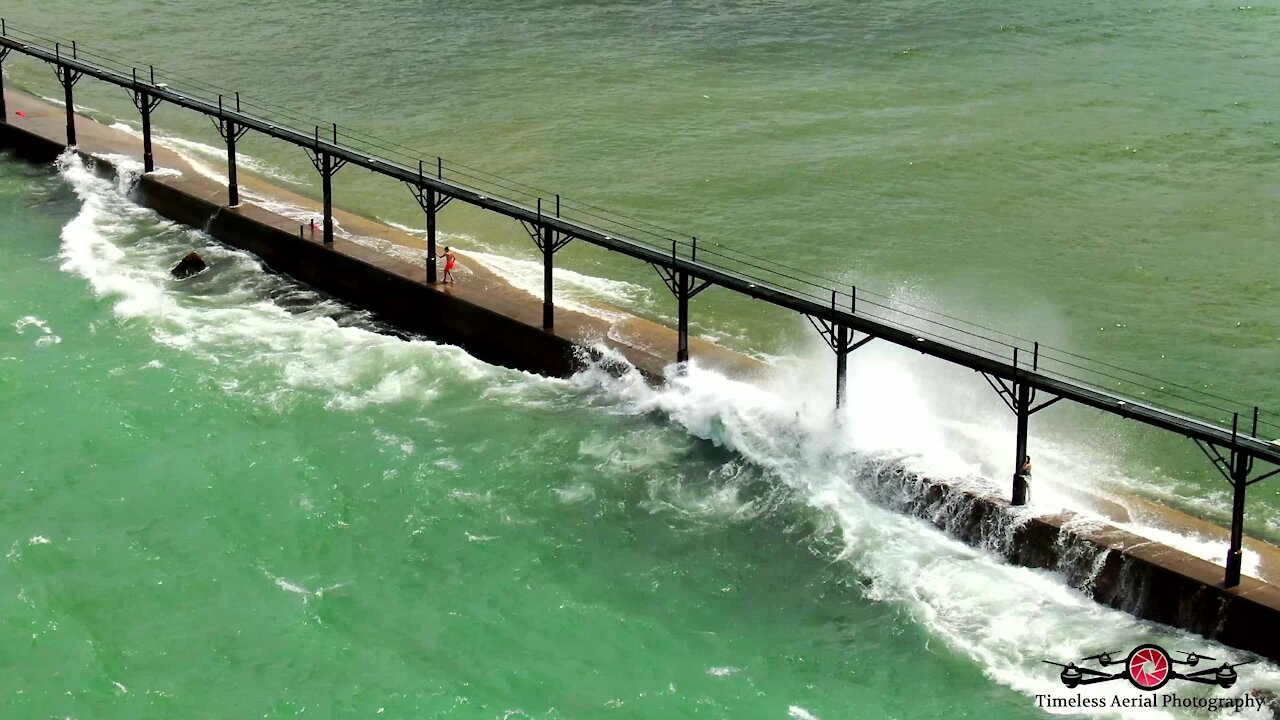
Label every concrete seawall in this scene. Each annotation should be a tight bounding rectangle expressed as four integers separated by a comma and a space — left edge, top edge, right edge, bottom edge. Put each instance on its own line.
150, 177, 588, 378
4, 91, 1280, 665
863, 466, 1280, 662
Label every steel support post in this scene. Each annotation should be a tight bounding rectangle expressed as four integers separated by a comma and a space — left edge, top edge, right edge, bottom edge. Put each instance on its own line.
804, 290, 867, 410
0, 48, 10, 121
1012, 382, 1031, 506
214, 118, 249, 206
227, 121, 240, 206
981, 358, 1062, 507
304, 134, 347, 246
406, 181, 452, 283
1225, 451, 1249, 588
805, 321, 871, 409
835, 324, 850, 408
1188, 414, 1278, 588
542, 225, 554, 328
55, 64, 82, 146
519, 214, 571, 329
652, 264, 712, 367
677, 272, 691, 364
140, 92, 155, 172
62, 69, 75, 145
426, 187, 439, 283
322, 153, 334, 244
130, 88, 163, 173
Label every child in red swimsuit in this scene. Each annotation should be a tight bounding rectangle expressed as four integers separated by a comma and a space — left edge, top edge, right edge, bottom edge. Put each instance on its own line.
438, 246, 457, 284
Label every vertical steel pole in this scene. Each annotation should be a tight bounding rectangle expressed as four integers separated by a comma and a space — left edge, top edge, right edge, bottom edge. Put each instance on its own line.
0, 55, 8, 122
140, 92, 155, 173
322, 154, 334, 245
542, 226, 554, 328
61, 68, 76, 146
425, 187, 438, 283
835, 325, 849, 409
225, 121, 239, 206
1012, 383, 1031, 505
0, 33, 8, 120
1224, 452, 1248, 588
676, 272, 690, 364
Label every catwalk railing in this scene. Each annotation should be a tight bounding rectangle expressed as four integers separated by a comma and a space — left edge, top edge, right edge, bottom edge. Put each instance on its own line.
1, 21, 1276, 587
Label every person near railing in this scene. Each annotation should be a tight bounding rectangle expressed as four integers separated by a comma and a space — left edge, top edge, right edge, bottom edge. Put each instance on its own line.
1019, 455, 1033, 503
437, 246, 457, 284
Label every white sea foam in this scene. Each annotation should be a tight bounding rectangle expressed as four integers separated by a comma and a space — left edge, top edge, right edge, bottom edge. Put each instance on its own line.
53, 150, 547, 412
462, 246, 651, 322
47, 148, 1280, 717
13, 315, 62, 346
570, 350, 1280, 718
38, 94, 101, 116
261, 567, 346, 601
552, 483, 596, 504
106, 121, 302, 184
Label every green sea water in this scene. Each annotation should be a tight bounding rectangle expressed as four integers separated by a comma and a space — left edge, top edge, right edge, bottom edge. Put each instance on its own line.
3, 1, 1280, 717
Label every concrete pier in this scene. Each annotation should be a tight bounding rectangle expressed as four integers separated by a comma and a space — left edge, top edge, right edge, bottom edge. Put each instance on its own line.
3, 88, 1280, 664
0, 91, 761, 382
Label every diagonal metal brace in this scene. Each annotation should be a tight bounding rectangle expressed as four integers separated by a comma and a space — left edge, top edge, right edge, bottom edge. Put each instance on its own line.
981, 372, 1018, 414
807, 315, 870, 355
652, 263, 711, 299
519, 220, 572, 254
518, 220, 538, 244
210, 117, 250, 143
303, 147, 346, 175
406, 183, 452, 214
652, 263, 678, 295
128, 89, 162, 114
807, 315, 838, 353
54, 65, 83, 86
979, 372, 1059, 417
1192, 438, 1232, 483
1030, 395, 1063, 415
1247, 465, 1280, 487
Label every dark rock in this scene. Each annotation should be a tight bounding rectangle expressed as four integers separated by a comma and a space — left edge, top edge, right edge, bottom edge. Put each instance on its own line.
170, 251, 207, 279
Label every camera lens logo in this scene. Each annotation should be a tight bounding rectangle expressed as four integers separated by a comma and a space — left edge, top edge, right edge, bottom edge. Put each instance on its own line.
1127, 645, 1171, 690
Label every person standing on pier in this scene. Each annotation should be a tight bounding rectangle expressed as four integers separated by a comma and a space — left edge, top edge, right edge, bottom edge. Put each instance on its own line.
1019, 455, 1033, 503
438, 246, 457, 284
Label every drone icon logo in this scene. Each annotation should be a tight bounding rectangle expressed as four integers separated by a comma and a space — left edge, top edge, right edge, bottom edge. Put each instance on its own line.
1044, 644, 1252, 691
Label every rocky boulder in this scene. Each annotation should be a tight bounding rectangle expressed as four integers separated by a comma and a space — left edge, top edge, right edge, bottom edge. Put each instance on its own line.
170, 251, 207, 279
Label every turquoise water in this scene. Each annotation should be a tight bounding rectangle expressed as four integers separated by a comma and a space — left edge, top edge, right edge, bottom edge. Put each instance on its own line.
4, 1, 1280, 717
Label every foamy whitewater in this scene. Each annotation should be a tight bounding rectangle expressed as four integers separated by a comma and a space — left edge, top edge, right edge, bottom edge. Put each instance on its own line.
48, 149, 1280, 717
84, 131, 1275, 572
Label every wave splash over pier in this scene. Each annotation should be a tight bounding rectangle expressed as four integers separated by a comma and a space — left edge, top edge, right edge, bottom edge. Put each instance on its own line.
42, 146, 1280, 716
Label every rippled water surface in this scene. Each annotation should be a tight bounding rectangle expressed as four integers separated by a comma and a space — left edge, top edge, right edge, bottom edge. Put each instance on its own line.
3, 1, 1280, 717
